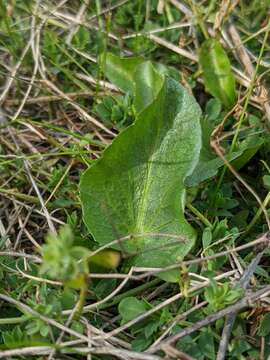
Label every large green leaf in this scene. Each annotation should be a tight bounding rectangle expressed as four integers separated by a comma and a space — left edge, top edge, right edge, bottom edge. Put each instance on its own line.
199, 39, 236, 108
80, 72, 201, 279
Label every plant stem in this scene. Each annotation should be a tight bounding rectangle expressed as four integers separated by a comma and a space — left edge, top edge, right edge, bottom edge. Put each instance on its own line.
98, 278, 160, 310
230, 19, 270, 153
187, 203, 212, 227
75, 275, 88, 319
0, 315, 28, 325
188, 0, 209, 39
212, 19, 270, 214
245, 191, 270, 234
0, 188, 39, 204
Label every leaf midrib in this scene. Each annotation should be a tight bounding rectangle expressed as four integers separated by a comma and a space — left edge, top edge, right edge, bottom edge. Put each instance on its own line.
135, 98, 164, 233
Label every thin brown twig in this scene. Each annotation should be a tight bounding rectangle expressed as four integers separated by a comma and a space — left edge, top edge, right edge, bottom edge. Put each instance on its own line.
0, 293, 95, 344
5, 91, 96, 105
42, 79, 116, 137
0, 0, 69, 104
66, 0, 90, 45
0, 345, 163, 360
63, 268, 134, 315
92, 270, 237, 340
216, 250, 265, 360
150, 285, 270, 353
135, 232, 269, 279
0, 251, 41, 262
162, 344, 196, 360
76, 72, 120, 92
148, 301, 207, 351
10, 1, 41, 122
226, 22, 270, 122
211, 135, 270, 231
23, 160, 56, 234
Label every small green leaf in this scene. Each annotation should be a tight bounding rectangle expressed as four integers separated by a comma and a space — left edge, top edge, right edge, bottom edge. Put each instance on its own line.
199, 39, 236, 108
94, 279, 117, 299
199, 330, 215, 360
231, 135, 264, 170
263, 175, 270, 189
65, 273, 87, 290
202, 227, 212, 250
205, 280, 243, 311
119, 297, 147, 323
89, 249, 121, 270
258, 313, 270, 336
225, 288, 243, 304
40, 324, 50, 338
102, 54, 170, 114
102, 53, 144, 93
205, 98, 222, 121
131, 334, 152, 351
204, 280, 217, 305
230, 339, 252, 358
185, 151, 242, 187
134, 62, 164, 113
144, 321, 159, 338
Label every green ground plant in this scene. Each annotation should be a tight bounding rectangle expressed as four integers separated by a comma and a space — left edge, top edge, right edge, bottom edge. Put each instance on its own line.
0, 1, 270, 359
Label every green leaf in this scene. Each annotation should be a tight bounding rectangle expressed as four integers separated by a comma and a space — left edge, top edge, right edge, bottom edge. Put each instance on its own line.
103, 54, 168, 114
131, 334, 152, 351
94, 278, 117, 299
198, 329, 215, 360
230, 339, 252, 358
144, 321, 159, 338
185, 151, 242, 187
119, 297, 147, 323
80, 75, 201, 279
102, 52, 144, 93
258, 313, 270, 337
89, 249, 121, 270
177, 335, 204, 359
199, 39, 236, 108
185, 108, 244, 187
225, 287, 243, 304
231, 135, 264, 170
40, 225, 90, 287
263, 175, 270, 189
205, 98, 222, 121
134, 62, 164, 113
202, 227, 212, 250
185, 121, 263, 187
